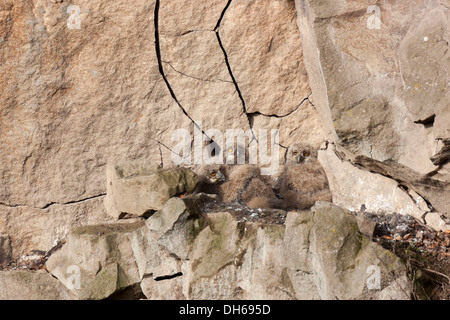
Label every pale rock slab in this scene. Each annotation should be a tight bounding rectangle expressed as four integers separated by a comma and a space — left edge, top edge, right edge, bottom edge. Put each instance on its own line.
0, 197, 112, 258
317, 147, 427, 221
45, 220, 147, 300
146, 195, 207, 260
220, 0, 312, 116
104, 161, 199, 219
294, 0, 449, 176
0, 270, 76, 300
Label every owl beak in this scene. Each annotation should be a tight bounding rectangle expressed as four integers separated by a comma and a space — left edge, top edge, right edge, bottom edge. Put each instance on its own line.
297, 154, 304, 163
218, 174, 226, 182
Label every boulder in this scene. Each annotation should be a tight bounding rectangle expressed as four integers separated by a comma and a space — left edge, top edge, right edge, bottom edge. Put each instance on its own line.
0, 270, 75, 300
45, 220, 148, 300
294, 0, 449, 175
145, 196, 205, 260
307, 203, 410, 300
181, 204, 411, 300
39, 197, 413, 300
104, 161, 199, 219
317, 146, 428, 221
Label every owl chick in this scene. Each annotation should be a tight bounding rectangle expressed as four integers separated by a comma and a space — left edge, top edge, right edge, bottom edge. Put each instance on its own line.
194, 164, 227, 197
278, 143, 332, 210
221, 164, 279, 209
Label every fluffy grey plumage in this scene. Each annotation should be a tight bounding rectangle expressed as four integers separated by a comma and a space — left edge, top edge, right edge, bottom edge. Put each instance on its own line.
221, 164, 278, 209
278, 143, 332, 210
193, 164, 227, 197
194, 163, 278, 209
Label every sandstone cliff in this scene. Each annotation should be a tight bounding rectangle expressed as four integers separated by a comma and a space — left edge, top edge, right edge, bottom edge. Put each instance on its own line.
0, 0, 449, 300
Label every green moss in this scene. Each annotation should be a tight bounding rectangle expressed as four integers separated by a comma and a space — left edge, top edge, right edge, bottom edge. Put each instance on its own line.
71, 221, 145, 237
261, 224, 285, 243
160, 168, 199, 194
280, 268, 295, 294
87, 264, 118, 300
188, 217, 206, 244
8, 270, 36, 283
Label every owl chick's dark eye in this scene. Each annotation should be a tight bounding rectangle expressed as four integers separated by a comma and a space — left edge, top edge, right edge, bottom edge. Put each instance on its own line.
293, 151, 298, 156
210, 171, 216, 177
303, 152, 309, 157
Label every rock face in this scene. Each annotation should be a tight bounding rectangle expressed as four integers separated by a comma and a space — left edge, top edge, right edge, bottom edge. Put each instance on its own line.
0, 0, 325, 256
0, 0, 448, 300
318, 147, 428, 222
46, 220, 148, 300
104, 161, 199, 219
295, 0, 449, 173
294, 0, 449, 228
0, 270, 75, 300
44, 198, 411, 300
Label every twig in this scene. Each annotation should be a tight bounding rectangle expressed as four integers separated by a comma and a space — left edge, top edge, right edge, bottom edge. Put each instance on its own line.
423, 268, 450, 283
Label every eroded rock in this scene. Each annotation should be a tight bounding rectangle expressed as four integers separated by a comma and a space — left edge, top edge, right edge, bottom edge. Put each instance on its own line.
0, 270, 75, 300
45, 220, 147, 300
104, 161, 199, 219
0, 235, 12, 266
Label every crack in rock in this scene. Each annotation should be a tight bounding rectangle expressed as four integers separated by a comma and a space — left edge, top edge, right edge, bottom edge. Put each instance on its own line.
154, 272, 183, 281
154, 0, 196, 125
0, 193, 106, 210
162, 60, 232, 84
154, 0, 217, 145
247, 93, 312, 119
214, 0, 257, 142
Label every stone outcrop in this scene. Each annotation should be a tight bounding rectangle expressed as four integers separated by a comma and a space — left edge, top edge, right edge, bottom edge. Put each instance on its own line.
0, 0, 448, 300
295, 0, 449, 172
295, 0, 449, 225
318, 147, 429, 221
0, 0, 326, 256
44, 197, 411, 300
46, 220, 148, 300
104, 161, 199, 219
0, 270, 75, 300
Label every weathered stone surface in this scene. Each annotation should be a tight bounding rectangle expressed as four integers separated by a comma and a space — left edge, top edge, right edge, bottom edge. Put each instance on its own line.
182, 205, 411, 300
220, 0, 311, 116
104, 162, 199, 219
283, 210, 321, 299
0, 270, 75, 300
46, 220, 147, 300
1, 0, 321, 257
141, 275, 185, 300
250, 99, 325, 152
29, 198, 413, 300
146, 196, 206, 260
295, 0, 449, 179
353, 154, 450, 222
0, 197, 113, 258
0, 0, 192, 210
159, 27, 250, 132
1, 0, 448, 300
0, 234, 12, 266
318, 146, 428, 221
308, 203, 410, 300
0, 0, 192, 256
318, 144, 449, 230
296, 0, 449, 175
